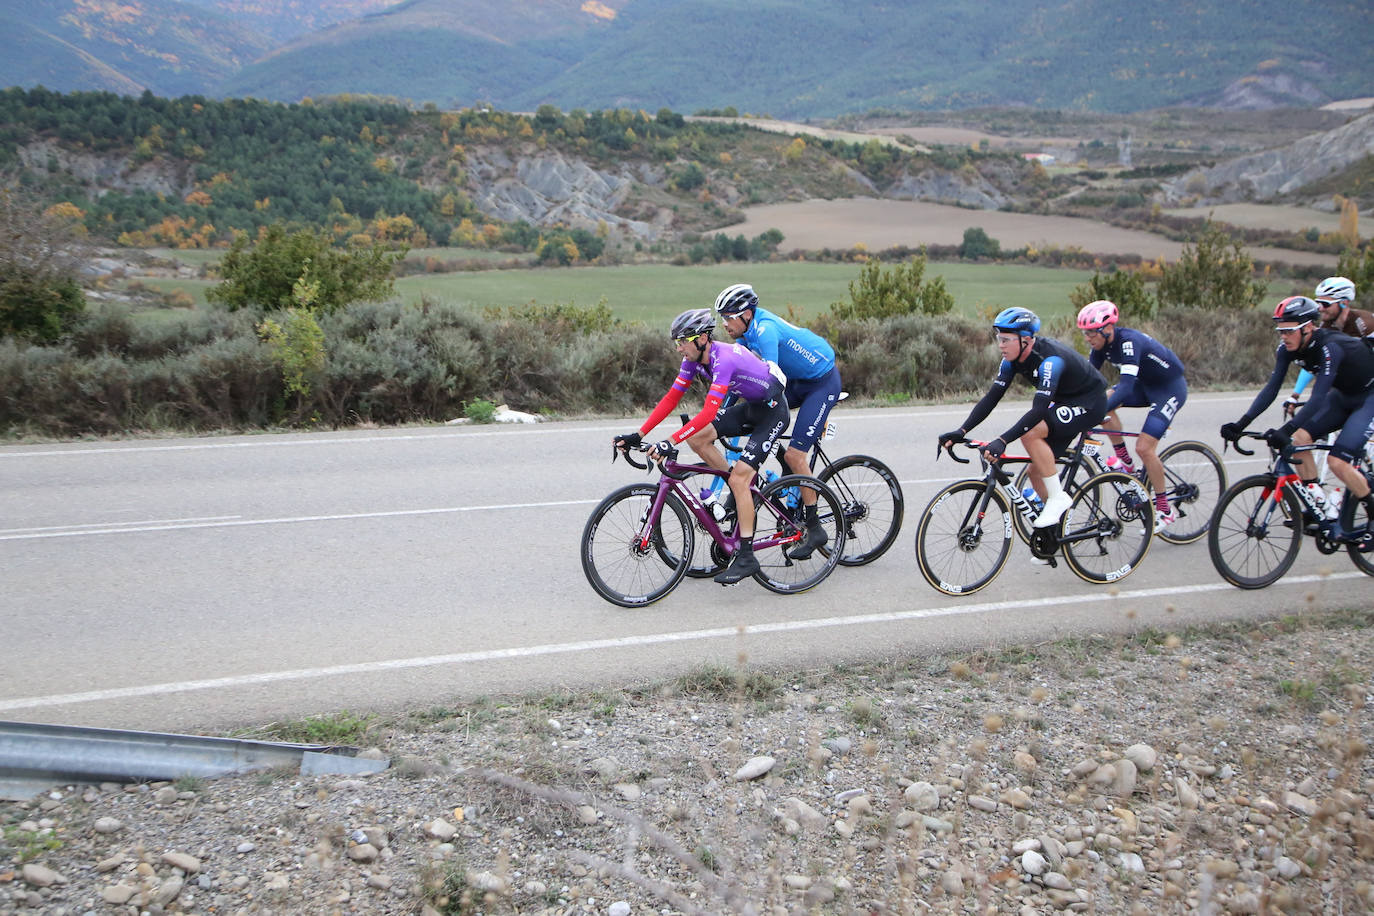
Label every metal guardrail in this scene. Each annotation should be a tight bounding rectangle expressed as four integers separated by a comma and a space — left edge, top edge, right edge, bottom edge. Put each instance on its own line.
0, 720, 389, 799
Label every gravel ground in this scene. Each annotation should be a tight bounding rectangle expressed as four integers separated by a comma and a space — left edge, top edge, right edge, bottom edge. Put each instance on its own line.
3, 608, 1373, 915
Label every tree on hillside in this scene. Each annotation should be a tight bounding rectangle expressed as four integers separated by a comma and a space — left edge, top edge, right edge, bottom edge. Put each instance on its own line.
207, 224, 405, 314
830, 255, 953, 320
0, 185, 87, 342
959, 227, 1001, 260
1155, 222, 1267, 311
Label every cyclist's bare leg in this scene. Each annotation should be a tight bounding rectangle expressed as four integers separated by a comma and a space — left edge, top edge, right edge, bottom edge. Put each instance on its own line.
1291, 428, 1318, 480
1023, 423, 1057, 492
1136, 432, 1165, 494
1101, 407, 1127, 449
1328, 455, 1372, 500
727, 462, 756, 537
783, 444, 817, 507
685, 425, 728, 473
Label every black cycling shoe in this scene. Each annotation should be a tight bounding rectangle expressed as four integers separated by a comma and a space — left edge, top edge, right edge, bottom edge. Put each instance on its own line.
714, 549, 760, 585
787, 524, 829, 560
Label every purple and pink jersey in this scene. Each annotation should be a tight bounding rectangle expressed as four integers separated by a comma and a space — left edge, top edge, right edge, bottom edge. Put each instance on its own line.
641, 341, 775, 443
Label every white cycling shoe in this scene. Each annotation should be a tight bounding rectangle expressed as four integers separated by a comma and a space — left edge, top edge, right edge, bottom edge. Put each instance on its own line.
1032, 492, 1073, 529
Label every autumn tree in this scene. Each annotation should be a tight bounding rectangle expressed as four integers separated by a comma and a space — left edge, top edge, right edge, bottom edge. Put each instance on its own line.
0, 185, 87, 341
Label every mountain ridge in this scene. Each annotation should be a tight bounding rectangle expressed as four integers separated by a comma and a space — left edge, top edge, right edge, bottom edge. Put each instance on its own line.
1, 0, 1371, 117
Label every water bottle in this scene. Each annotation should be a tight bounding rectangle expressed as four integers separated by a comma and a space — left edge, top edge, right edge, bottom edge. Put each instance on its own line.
1304, 483, 1328, 519
1021, 486, 1044, 512
700, 488, 727, 522
1325, 487, 1343, 520
762, 468, 780, 486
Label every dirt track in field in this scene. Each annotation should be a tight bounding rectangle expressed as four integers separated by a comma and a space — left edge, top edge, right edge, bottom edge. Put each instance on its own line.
732, 199, 1339, 266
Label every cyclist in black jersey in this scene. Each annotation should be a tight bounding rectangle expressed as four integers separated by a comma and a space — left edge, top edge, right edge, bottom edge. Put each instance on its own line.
939, 307, 1108, 529
1221, 296, 1374, 537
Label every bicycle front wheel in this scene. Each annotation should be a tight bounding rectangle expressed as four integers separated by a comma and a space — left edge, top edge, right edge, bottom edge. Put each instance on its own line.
581, 484, 692, 607
1207, 474, 1303, 589
1343, 484, 1374, 577
751, 474, 845, 594
1155, 441, 1226, 545
817, 454, 904, 566
915, 481, 1011, 596
1059, 471, 1154, 584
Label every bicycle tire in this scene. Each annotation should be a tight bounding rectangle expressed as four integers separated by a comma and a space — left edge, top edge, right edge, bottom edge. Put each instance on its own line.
1059, 471, 1154, 585
817, 454, 904, 566
915, 481, 1012, 596
1155, 441, 1227, 545
750, 474, 845, 595
581, 484, 692, 607
1012, 454, 1094, 544
1343, 481, 1374, 577
1207, 474, 1303, 589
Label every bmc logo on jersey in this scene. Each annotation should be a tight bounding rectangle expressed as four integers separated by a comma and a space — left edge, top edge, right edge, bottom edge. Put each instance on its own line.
1055, 404, 1087, 423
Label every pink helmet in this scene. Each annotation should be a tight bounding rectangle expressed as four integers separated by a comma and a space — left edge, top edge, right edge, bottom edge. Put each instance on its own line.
1076, 299, 1119, 330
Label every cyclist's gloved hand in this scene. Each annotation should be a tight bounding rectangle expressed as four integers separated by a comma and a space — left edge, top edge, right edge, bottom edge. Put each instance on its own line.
1262, 427, 1290, 450
1282, 395, 1301, 418
614, 431, 642, 450
649, 439, 677, 460
937, 429, 964, 450
1219, 422, 1243, 443
981, 437, 1006, 461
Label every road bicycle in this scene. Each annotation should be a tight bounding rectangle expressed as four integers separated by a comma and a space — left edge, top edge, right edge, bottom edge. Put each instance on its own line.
1280, 399, 1374, 520
1011, 429, 1225, 546
678, 416, 903, 576
1207, 432, 1374, 589
915, 438, 1154, 596
580, 442, 846, 607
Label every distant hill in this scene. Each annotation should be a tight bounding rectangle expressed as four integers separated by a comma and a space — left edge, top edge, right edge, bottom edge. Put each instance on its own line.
2, 0, 1371, 117
223, 0, 1374, 116
0, 0, 274, 97
176, 0, 408, 43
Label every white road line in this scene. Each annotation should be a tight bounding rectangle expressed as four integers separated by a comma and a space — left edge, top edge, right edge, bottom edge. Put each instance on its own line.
1, 516, 242, 535
0, 572, 1360, 713
0, 501, 596, 540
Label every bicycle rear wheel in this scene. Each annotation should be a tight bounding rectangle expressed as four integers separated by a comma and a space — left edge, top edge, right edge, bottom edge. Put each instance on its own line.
1207, 474, 1303, 589
915, 481, 1012, 596
1155, 441, 1226, 545
1059, 471, 1154, 584
817, 454, 904, 566
751, 474, 845, 595
581, 484, 692, 607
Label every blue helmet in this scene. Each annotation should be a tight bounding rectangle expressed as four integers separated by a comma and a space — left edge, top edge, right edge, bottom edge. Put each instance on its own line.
993, 307, 1040, 337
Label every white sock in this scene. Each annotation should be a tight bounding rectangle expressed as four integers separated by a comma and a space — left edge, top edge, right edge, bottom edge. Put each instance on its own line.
1042, 475, 1064, 499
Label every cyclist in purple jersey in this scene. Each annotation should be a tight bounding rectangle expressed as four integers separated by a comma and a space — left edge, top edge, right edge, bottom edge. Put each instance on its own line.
614, 308, 789, 585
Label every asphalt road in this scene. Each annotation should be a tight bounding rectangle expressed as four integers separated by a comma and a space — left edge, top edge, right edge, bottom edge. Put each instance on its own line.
3, 393, 1369, 733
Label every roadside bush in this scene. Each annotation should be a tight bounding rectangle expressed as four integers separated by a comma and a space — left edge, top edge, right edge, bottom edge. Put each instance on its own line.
811, 312, 999, 399
1336, 243, 1373, 309
1155, 221, 1268, 311
1070, 269, 1157, 321
1140, 307, 1275, 389
830, 255, 953, 319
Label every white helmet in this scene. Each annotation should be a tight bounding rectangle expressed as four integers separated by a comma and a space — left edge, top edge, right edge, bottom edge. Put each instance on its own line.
1314, 276, 1355, 305
713, 283, 758, 316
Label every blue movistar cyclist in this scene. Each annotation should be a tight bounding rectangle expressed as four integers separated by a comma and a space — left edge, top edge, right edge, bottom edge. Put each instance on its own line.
714, 283, 842, 560
939, 307, 1108, 529
1078, 299, 1189, 531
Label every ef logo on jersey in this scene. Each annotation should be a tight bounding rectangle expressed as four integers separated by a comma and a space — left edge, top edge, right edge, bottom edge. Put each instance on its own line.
1160, 396, 1179, 421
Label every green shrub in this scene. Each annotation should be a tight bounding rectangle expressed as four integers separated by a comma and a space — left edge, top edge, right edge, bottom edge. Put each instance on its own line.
830, 255, 954, 320
464, 398, 497, 423
1335, 243, 1373, 309
1155, 221, 1268, 311
1070, 269, 1157, 321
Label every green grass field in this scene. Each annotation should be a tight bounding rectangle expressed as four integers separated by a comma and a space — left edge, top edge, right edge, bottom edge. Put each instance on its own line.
395, 260, 1098, 325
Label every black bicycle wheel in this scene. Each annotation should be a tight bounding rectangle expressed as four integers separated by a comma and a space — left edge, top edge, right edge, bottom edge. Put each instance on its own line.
817, 454, 904, 566
1342, 483, 1374, 577
1012, 454, 1094, 544
750, 474, 845, 595
915, 481, 1011, 596
1155, 441, 1227, 545
1207, 474, 1303, 589
1059, 471, 1154, 584
581, 484, 692, 607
